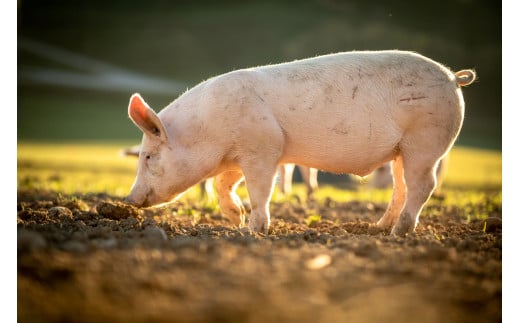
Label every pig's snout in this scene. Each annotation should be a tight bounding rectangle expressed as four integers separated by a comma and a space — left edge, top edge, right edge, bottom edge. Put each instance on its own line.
124, 195, 139, 206
124, 188, 156, 208
125, 186, 177, 208
124, 195, 148, 208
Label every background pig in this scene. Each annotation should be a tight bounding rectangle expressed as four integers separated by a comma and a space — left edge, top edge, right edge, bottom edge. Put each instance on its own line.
278, 164, 319, 197
277, 157, 447, 196
125, 50, 475, 235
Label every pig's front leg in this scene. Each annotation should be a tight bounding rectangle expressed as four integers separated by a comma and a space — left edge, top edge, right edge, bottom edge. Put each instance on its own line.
241, 162, 279, 234
215, 170, 246, 227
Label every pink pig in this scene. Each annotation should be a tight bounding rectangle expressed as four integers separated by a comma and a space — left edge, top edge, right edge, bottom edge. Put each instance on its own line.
125, 50, 475, 235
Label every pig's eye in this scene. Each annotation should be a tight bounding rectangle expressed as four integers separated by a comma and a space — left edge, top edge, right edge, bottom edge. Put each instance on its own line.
146, 155, 151, 160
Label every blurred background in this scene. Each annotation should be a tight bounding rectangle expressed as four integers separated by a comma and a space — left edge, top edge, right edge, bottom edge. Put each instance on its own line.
18, 0, 501, 148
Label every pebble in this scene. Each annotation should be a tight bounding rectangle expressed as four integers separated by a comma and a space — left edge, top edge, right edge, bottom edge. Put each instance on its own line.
48, 206, 74, 221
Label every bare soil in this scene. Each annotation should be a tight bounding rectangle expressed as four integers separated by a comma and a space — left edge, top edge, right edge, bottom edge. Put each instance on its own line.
18, 189, 501, 323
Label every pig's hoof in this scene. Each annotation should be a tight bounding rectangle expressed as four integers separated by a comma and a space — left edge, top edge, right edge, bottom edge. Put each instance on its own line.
248, 214, 270, 235
390, 213, 415, 236
222, 204, 246, 227
376, 215, 397, 230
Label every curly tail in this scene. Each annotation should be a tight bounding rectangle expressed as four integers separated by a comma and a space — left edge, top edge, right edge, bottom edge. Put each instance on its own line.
455, 69, 476, 87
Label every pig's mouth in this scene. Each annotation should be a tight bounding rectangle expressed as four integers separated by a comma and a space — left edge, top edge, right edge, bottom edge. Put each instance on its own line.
124, 189, 180, 209
124, 188, 154, 208
124, 195, 146, 208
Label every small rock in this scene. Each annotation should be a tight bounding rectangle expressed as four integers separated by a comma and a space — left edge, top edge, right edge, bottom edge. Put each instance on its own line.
48, 206, 74, 221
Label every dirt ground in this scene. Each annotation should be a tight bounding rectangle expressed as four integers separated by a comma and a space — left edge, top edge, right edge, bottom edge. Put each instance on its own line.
17, 189, 501, 323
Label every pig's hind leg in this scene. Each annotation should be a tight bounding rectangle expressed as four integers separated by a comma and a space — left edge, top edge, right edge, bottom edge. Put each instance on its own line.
391, 150, 441, 236
216, 170, 246, 227
376, 155, 406, 229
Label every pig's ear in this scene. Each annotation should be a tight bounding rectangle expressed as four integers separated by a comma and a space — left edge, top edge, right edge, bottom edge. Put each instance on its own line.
128, 93, 168, 142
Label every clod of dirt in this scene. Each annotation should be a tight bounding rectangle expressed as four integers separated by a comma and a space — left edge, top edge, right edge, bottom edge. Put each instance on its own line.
48, 206, 73, 221
18, 209, 48, 223
96, 202, 140, 220
62, 199, 90, 212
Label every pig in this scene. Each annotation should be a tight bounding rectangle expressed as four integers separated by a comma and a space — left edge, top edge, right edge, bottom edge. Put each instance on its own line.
125, 50, 475, 236
278, 164, 318, 196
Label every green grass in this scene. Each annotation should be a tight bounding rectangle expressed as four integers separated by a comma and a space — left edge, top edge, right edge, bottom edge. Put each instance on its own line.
17, 142, 139, 197
441, 146, 501, 189
17, 142, 501, 211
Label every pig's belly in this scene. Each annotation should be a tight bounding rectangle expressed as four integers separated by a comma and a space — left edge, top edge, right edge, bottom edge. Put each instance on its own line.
278, 118, 402, 176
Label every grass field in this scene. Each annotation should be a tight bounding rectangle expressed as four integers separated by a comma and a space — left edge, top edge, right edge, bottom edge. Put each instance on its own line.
17, 142, 501, 216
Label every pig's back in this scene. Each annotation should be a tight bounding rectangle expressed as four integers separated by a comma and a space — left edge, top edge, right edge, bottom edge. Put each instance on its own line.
169, 51, 461, 176
245, 51, 459, 175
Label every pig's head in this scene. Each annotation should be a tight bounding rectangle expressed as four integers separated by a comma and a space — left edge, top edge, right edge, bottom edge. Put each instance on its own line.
124, 93, 192, 208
